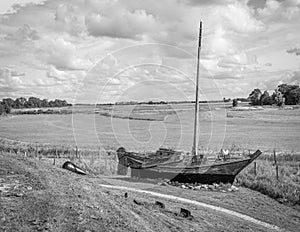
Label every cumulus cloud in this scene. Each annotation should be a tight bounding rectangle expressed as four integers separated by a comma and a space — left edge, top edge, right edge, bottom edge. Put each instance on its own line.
46, 65, 85, 84
257, 0, 300, 21
36, 37, 92, 70
0, 0, 299, 100
85, 9, 158, 39
54, 3, 86, 36
215, 1, 264, 34
0, 68, 24, 95
5, 24, 39, 41
287, 47, 300, 55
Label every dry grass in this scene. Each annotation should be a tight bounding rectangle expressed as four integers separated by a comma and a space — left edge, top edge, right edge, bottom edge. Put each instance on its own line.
0, 138, 118, 175
1, 138, 299, 206
235, 156, 300, 205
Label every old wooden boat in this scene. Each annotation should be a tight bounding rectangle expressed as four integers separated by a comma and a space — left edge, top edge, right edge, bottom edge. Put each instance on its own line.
116, 21, 261, 184
117, 148, 261, 184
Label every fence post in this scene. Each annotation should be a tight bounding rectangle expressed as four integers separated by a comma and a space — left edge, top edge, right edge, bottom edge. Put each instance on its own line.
254, 161, 257, 176
75, 146, 78, 160
35, 146, 38, 159
273, 149, 279, 180
53, 148, 57, 165
90, 150, 94, 166
105, 152, 108, 171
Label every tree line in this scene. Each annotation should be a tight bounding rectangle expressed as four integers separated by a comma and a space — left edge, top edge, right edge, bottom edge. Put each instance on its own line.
248, 84, 300, 106
0, 97, 71, 115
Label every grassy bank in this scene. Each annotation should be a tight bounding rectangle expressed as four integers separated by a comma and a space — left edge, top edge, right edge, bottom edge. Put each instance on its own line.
1, 138, 299, 206
235, 156, 300, 206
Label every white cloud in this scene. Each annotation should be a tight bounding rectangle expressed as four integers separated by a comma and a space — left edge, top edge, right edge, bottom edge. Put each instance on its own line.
0, 0, 299, 101
85, 9, 158, 39
287, 47, 300, 56
215, 1, 264, 34
0, 68, 24, 96
36, 37, 92, 70
5, 24, 39, 41
54, 3, 86, 36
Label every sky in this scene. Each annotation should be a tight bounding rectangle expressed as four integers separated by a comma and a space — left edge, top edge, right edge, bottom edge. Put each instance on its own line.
0, 0, 299, 103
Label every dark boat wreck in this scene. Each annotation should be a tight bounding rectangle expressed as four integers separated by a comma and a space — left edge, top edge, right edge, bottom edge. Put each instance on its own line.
116, 21, 262, 184
117, 147, 261, 184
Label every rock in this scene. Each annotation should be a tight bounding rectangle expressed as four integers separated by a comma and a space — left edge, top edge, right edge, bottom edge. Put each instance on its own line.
179, 208, 192, 218
133, 199, 142, 205
90, 215, 98, 220
160, 182, 168, 186
231, 185, 239, 191
155, 201, 165, 209
181, 185, 186, 189
208, 185, 214, 190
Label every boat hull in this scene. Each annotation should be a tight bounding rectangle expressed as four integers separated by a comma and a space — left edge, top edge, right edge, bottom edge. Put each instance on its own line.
128, 150, 261, 184
131, 168, 235, 184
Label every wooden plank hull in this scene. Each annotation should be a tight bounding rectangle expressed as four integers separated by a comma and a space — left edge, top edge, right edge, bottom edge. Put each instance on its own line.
128, 150, 261, 184
131, 168, 235, 184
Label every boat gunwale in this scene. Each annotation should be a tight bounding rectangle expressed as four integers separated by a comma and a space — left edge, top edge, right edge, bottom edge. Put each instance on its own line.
141, 157, 251, 170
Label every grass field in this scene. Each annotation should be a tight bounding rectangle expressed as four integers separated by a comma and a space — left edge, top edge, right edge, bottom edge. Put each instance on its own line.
1, 104, 299, 207
1, 104, 300, 152
2, 153, 299, 231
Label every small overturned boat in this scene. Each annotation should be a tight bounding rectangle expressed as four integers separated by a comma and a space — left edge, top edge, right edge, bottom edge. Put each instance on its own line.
62, 161, 87, 175
116, 21, 261, 184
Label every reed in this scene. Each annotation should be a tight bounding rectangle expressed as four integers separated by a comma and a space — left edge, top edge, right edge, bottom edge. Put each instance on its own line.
235, 158, 300, 205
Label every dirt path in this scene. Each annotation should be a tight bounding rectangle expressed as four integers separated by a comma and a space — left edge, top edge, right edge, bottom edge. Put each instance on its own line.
1, 154, 299, 231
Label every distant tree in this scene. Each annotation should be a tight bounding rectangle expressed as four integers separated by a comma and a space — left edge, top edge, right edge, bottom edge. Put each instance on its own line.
248, 88, 262, 105
0, 101, 11, 114
223, 97, 231, 103
273, 89, 285, 106
1, 96, 70, 111
25, 97, 43, 108
2, 98, 15, 108
41, 99, 49, 107
260, 90, 273, 105
14, 97, 27, 108
289, 88, 300, 105
277, 84, 300, 105
232, 99, 238, 107
0, 103, 4, 115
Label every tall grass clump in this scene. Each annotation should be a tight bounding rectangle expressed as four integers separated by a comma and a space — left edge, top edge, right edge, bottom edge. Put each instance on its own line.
236, 157, 300, 205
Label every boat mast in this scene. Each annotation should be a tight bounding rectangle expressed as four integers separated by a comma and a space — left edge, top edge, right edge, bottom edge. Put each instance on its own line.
192, 21, 202, 158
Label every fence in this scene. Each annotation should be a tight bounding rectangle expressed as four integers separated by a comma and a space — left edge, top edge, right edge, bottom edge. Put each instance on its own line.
0, 139, 118, 175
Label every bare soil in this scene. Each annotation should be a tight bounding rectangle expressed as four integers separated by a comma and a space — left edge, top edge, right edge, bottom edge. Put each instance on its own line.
1, 154, 299, 232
